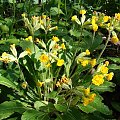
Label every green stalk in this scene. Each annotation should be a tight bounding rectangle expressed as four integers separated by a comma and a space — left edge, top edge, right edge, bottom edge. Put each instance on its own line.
57, 0, 61, 23
97, 30, 111, 62
70, 27, 83, 77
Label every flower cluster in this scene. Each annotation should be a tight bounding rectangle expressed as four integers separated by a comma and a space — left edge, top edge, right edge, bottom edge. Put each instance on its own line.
56, 75, 71, 87
92, 61, 114, 86
71, 10, 120, 44
77, 49, 96, 67
82, 87, 96, 106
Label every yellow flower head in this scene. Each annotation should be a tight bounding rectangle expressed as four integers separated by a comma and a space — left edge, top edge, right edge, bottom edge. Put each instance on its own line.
60, 75, 69, 84
100, 65, 108, 74
0, 52, 11, 63
106, 72, 114, 81
45, 63, 51, 68
92, 74, 104, 86
21, 82, 27, 89
26, 48, 32, 55
83, 97, 90, 106
103, 16, 110, 22
92, 24, 98, 32
84, 87, 90, 96
80, 10, 86, 15
57, 59, 64, 66
39, 54, 49, 63
105, 61, 109, 66
52, 36, 59, 42
92, 16, 97, 25
115, 13, 120, 21
89, 93, 96, 102
81, 60, 89, 67
61, 43, 66, 50
42, 15, 46, 19
21, 13, 26, 17
111, 36, 119, 44
71, 15, 78, 21
56, 81, 61, 87
36, 81, 44, 87
85, 49, 90, 55
25, 36, 33, 42
90, 59, 96, 67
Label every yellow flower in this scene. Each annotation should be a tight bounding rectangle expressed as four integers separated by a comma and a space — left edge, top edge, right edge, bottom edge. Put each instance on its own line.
92, 24, 98, 32
61, 43, 66, 50
107, 23, 110, 27
21, 82, 27, 89
52, 36, 59, 42
39, 54, 49, 63
0, 52, 11, 63
100, 65, 108, 74
90, 59, 96, 67
71, 15, 78, 21
42, 15, 46, 19
25, 36, 33, 42
84, 87, 90, 96
111, 36, 119, 44
83, 97, 90, 106
80, 10, 86, 15
105, 61, 109, 66
36, 81, 44, 87
92, 16, 97, 25
115, 13, 120, 21
103, 16, 110, 22
26, 48, 32, 55
57, 59, 64, 66
89, 93, 96, 102
106, 72, 114, 81
21, 13, 26, 17
85, 49, 90, 55
92, 74, 104, 86
56, 81, 61, 87
40, 20, 44, 25
81, 60, 89, 67
45, 63, 51, 68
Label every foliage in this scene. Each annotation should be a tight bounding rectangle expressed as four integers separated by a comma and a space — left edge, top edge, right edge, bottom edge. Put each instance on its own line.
0, 0, 120, 119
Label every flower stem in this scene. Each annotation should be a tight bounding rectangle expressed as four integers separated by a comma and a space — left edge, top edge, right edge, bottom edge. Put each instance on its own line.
97, 31, 111, 62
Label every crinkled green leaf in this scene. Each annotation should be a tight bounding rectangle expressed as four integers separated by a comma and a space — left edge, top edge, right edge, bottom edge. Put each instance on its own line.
0, 75, 18, 90
91, 81, 115, 92
107, 57, 120, 63
108, 64, 120, 70
0, 101, 27, 120
21, 110, 50, 120
50, 7, 64, 16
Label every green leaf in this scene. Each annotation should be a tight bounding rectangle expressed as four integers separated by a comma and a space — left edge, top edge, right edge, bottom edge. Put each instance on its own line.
69, 29, 81, 38
111, 102, 120, 112
21, 110, 50, 120
91, 81, 115, 92
50, 7, 64, 16
90, 95, 112, 115
108, 64, 120, 70
0, 75, 18, 90
54, 104, 68, 112
0, 101, 27, 120
34, 101, 46, 110
77, 103, 96, 113
107, 57, 120, 63
0, 39, 20, 45
78, 95, 112, 115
